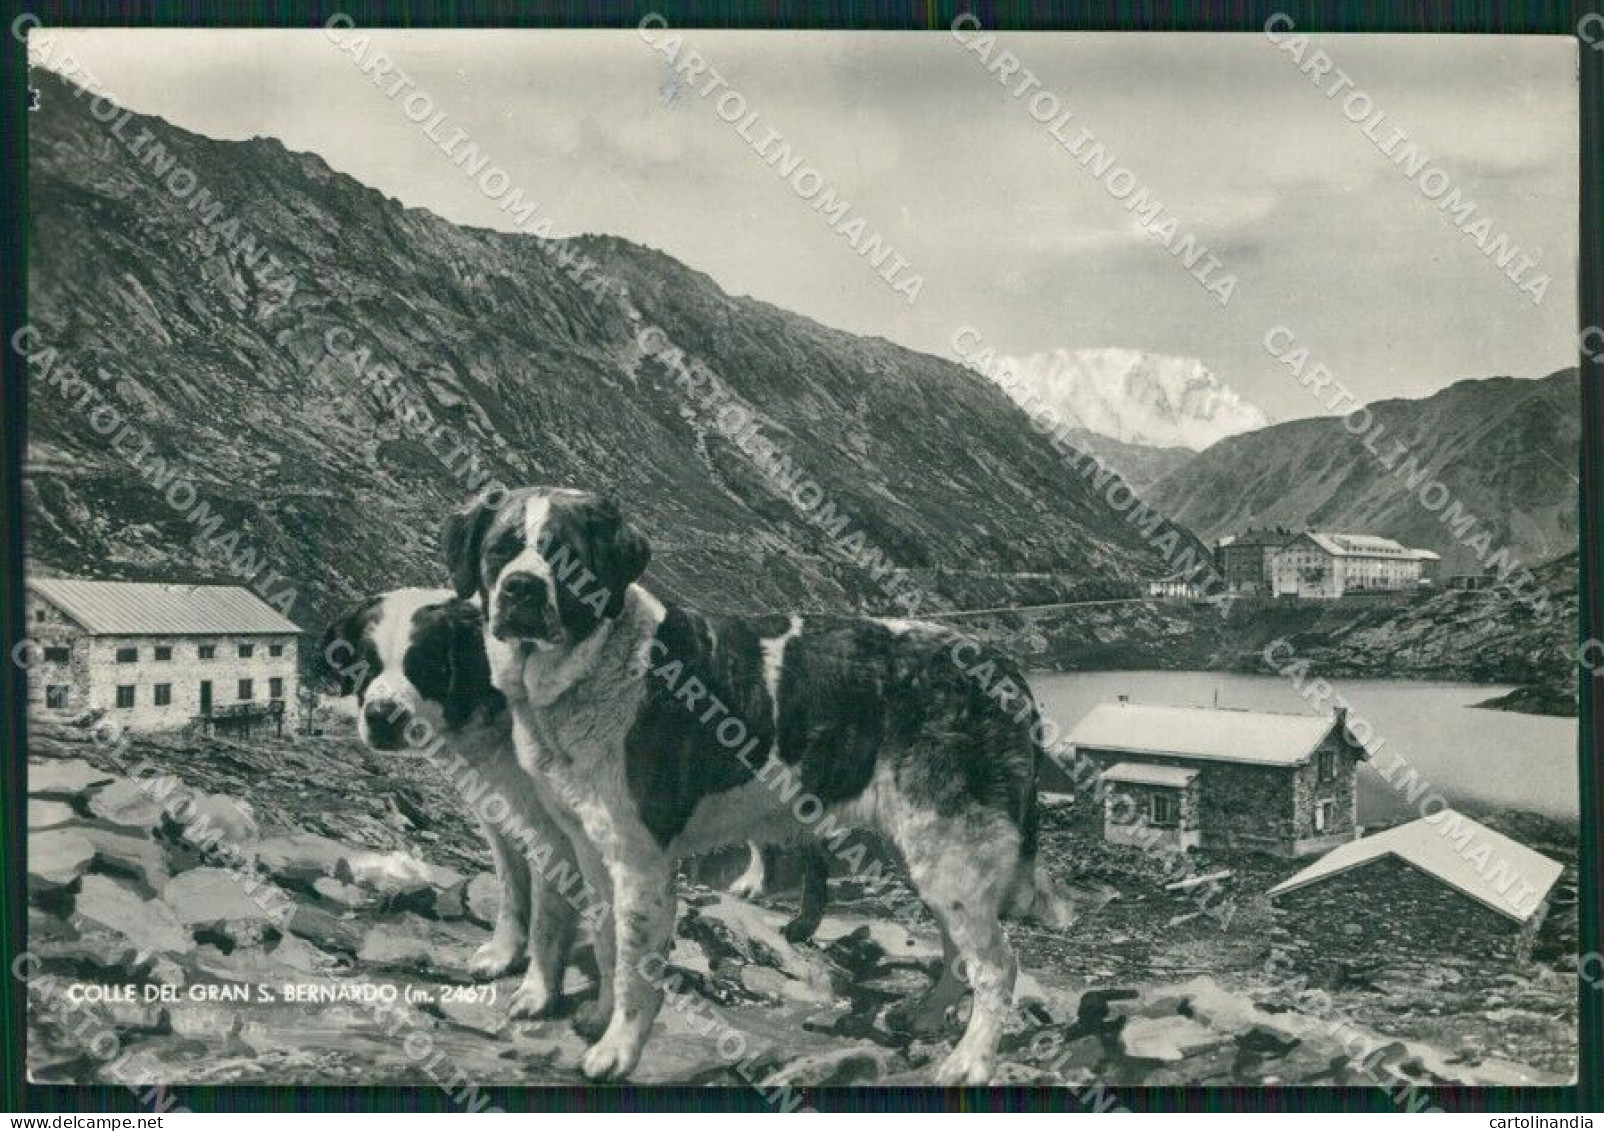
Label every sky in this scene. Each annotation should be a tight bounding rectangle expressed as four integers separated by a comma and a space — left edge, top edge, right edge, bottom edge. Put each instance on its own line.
29, 27, 1580, 423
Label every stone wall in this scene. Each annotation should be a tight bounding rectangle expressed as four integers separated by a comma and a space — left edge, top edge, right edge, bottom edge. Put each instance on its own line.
1103, 779, 1201, 852
1291, 733, 1361, 843
24, 596, 90, 714
1076, 747, 1299, 854
1271, 854, 1533, 989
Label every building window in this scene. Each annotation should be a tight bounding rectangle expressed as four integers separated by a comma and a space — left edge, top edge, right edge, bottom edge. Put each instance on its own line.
45, 685, 69, 709
43, 646, 70, 664
238, 679, 254, 701
198, 644, 216, 660
154, 683, 172, 707
1315, 800, 1334, 834
1149, 793, 1179, 829
116, 646, 138, 663
1318, 750, 1336, 780
238, 643, 255, 659
269, 643, 284, 657
35, 609, 45, 623
269, 677, 284, 700
115, 685, 135, 709
154, 645, 173, 662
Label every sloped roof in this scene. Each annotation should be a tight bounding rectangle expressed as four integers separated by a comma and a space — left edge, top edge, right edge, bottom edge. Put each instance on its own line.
1299, 532, 1413, 558
1102, 762, 1199, 788
28, 579, 299, 636
1268, 810, 1563, 924
1067, 702, 1343, 767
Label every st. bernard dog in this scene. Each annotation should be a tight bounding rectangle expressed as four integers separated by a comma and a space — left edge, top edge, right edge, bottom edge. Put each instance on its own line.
320, 588, 582, 1020
442, 487, 1069, 1085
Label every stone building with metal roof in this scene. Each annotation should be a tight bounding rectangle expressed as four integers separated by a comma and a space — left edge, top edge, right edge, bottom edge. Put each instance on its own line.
1066, 699, 1369, 857
1268, 810, 1564, 974
25, 579, 301, 734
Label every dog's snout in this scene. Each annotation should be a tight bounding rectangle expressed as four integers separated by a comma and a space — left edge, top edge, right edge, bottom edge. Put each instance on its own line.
500, 572, 548, 602
363, 698, 410, 748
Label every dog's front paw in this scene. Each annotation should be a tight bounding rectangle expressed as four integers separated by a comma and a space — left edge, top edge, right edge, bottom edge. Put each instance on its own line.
507, 975, 560, 1021
580, 1029, 643, 1081
932, 1047, 994, 1087
570, 998, 610, 1042
467, 935, 527, 980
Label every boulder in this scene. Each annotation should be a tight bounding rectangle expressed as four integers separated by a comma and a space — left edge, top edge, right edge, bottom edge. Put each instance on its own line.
87, 779, 167, 831
357, 924, 436, 971
254, 833, 350, 885
740, 964, 834, 1004
339, 849, 462, 898
28, 800, 76, 830
286, 904, 364, 956
464, 872, 499, 928
29, 759, 115, 800
77, 825, 171, 891
29, 830, 95, 892
71, 875, 191, 956
760, 1045, 905, 1087
163, 867, 283, 928
173, 791, 260, 846
1120, 1016, 1228, 1063
312, 876, 376, 911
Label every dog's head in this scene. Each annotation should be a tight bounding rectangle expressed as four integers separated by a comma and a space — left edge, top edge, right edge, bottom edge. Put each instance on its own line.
319, 588, 500, 751
441, 486, 651, 649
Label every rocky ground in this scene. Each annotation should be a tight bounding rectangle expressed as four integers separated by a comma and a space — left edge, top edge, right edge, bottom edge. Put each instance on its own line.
26, 716, 1576, 1092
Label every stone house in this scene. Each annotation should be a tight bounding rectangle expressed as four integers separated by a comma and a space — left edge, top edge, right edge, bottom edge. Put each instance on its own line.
1268, 810, 1562, 975
25, 579, 301, 733
1066, 700, 1367, 857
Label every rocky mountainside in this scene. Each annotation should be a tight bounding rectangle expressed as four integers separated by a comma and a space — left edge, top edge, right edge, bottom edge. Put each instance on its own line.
1061, 429, 1195, 493
988, 348, 1270, 452
1149, 371, 1579, 575
25, 70, 1201, 633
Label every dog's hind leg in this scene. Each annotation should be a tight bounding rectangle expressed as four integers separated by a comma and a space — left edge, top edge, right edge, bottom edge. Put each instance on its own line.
888, 924, 964, 1034
897, 822, 1020, 1086
728, 841, 766, 899
781, 843, 829, 943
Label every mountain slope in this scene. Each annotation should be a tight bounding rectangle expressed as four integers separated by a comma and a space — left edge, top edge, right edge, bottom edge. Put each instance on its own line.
24, 71, 1203, 632
1150, 371, 1579, 574
989, 348, 1270, 451
1060, 429, 1195, 492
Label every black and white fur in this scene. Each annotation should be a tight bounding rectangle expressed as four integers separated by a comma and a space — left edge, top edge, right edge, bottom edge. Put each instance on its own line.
321, 587, 581, 1020
442, 487, 1068, 1084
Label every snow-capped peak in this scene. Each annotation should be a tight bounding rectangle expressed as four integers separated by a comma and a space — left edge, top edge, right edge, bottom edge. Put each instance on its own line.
988, 347, 1270, 452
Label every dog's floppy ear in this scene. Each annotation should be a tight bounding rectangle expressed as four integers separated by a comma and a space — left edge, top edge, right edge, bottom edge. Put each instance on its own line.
317, 599, 376, 696
590, 494, 651, 618
443, 601, 493, 725
441, 493, 500, 599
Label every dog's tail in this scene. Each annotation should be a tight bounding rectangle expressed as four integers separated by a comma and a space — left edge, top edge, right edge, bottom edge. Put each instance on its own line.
1002, 712, 1076, 930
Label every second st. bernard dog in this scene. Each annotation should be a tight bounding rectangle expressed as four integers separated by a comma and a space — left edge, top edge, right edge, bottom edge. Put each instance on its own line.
442, 486, 1070, 1085
320, 588, 582, 1020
